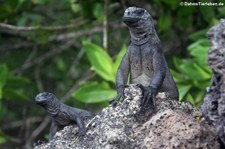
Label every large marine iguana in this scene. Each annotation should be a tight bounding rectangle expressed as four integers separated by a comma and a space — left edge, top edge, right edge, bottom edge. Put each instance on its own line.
35, 92, 93, 140
111, 7, 179, 108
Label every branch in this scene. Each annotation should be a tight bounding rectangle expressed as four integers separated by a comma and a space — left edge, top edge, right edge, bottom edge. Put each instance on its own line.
1, 117, 42, 130
12, 40, 75, 75
0, 42, 33, 51
29, 116, 51, 142
0, 18, 86, 31
103, 0, 109, 50
51, 22, 126, 42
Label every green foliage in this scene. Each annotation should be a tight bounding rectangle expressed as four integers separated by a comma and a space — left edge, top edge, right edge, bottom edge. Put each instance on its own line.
0, 0, 224, 147
70, 0, 81, 13
3, 76, 30, 101
158, 13, 172, 32
83, 41, 115, 83
113, 45, 127, 76
93, 3, 104, 23
73, 41, 126, 103
72, 82, 116, 103
0, 64, 8, 99
0, 136, 7, 145
172, 33, 212, 106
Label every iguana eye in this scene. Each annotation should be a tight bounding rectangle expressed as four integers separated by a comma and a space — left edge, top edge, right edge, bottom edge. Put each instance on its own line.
135, 9, 144, 16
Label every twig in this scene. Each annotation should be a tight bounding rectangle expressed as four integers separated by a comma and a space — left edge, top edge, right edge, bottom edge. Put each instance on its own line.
85, 116, 99, 128
121, 0, 127, 10
52, 26, 102, 42
12, 40, 75, 75
24, 46, 38, 67
35, 65, 44, 92
62, 70, 95, 101
29, 116, 51, 142
0, 42, 33, 51
12, 48, 58, 74
66, 48, 85, 78
51, 23, 125, 42
103, 0, 109, 50
1, 117, 42, 130
0, 19, 86, 31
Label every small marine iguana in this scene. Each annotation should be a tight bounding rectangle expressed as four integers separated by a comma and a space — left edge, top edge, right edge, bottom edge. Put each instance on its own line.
111, 7, 179, 108
35, 92, 93, 140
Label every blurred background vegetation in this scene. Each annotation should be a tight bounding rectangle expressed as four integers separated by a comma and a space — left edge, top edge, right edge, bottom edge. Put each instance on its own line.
0, 0, 224, 148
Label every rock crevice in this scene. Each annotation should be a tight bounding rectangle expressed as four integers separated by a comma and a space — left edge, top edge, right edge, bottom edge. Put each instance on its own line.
201, 19, 225, 146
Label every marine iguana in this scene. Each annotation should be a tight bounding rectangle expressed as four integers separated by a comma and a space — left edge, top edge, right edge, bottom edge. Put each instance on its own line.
111, 7, 179, 108
35, 92, 93, 140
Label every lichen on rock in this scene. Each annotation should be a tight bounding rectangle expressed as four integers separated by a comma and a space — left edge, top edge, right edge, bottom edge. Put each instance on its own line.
35, 85, 219, 149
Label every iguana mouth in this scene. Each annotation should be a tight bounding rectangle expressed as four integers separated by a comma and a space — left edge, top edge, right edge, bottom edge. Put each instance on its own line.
123, 17, 140, 26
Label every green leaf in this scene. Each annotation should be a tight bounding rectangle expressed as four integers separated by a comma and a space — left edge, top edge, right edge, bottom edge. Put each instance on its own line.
113, 44, 127, 77
188, 29, 208, 41
17, 0, 26, 7
6, 76, 30, 88
28, 29, 51, 44
179, 63, 211, 81
170, 69, 187, 83
172, 57, 188, 73
0, 64, 8, 99
218, 6, 225, 17
194, 91, 205, 104
176, 7, 195, 27
72, 82, 116, 103
71, 4, 81, 13
70, 0, 80, 13
163, 0, 179, 9
187, 39, 210, 65
0, 101, 8, 121
83, 41, 115, 82
199, 6, 215, 23
56, 57, 66, 71
3, 89, 28, 101
0, 136, 7, 144
173, 57, 211, 81
158, 14, 172, 32
194, 80, 211, 90
177, 84, 191, 101
185, 93, 195, 106
188, 39, 210, 47
93, 3, 104, 23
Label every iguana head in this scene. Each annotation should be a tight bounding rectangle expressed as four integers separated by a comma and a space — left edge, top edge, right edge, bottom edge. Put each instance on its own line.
35, 92, 60, 114
123, 7, 155, 40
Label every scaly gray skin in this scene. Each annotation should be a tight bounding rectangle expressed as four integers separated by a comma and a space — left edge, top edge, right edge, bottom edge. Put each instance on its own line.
111, 7, 179, 108
35, 92, 93, 140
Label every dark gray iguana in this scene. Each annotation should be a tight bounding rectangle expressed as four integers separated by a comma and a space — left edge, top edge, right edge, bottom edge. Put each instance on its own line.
35, 92, 93, 140
111, 7, 179, 108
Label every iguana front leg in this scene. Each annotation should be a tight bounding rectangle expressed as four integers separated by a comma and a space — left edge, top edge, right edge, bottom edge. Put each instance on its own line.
67, 109, 86, 136
49, 120, 61, 140
75, 115, 86, 136
110, 51, 130, 106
